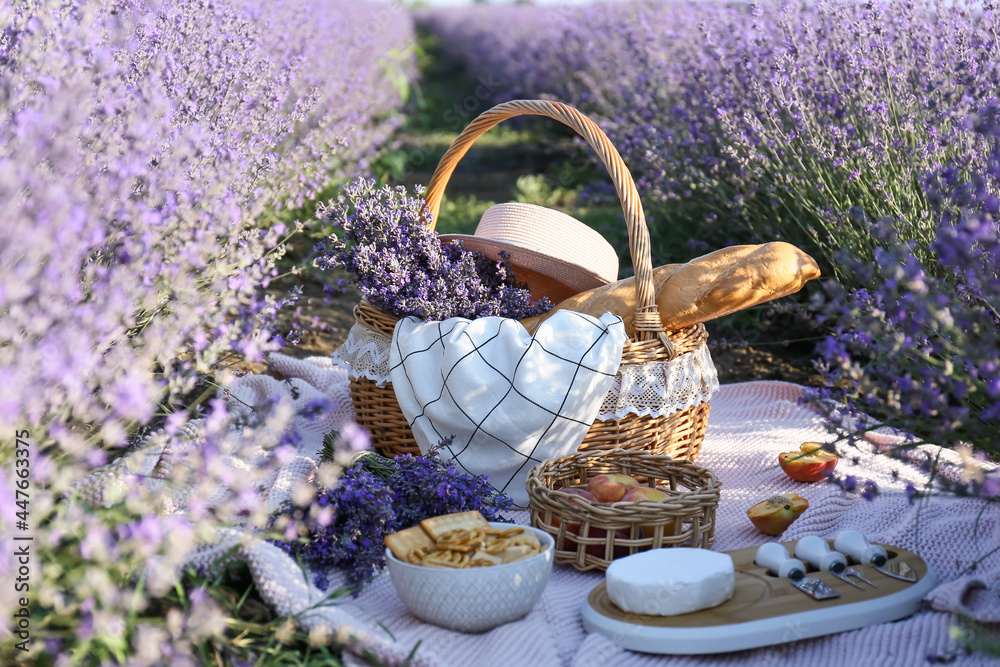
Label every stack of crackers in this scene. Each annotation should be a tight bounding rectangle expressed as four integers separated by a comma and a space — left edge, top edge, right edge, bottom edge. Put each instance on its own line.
385, 511, 542, 568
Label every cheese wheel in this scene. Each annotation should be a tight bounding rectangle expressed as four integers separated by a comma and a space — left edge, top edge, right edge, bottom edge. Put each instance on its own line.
605, 548, 735, 616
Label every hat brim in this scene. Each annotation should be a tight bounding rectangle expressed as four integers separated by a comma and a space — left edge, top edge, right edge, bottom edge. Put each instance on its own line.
438, 234, 612, 304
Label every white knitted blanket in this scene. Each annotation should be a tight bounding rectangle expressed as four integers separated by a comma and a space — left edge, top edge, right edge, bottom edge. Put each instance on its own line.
81, 359, 1000, 666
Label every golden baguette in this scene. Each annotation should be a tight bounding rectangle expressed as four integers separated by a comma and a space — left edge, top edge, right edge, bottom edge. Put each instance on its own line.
520, 264, 682, 335
656, 242, 821, 331
519, 243, 819, 335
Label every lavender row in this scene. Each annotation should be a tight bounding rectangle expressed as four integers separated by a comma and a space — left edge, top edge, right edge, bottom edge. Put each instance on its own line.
420, 1, 999, 454
419, 1, 997, 268
1, 0, 413, 450
0, 0, 414, 660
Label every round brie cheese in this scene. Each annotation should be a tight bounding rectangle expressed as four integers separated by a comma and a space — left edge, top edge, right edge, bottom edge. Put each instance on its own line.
605, 548, 735, 616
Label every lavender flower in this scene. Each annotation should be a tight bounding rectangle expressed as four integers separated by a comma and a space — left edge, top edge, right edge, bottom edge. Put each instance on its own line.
359, 444, 515, 530
274, 442, 514, 590
812, 119, 1000, 455
276, 465, 398, 590
421, 0, 998, 458
314, 178, 551, 321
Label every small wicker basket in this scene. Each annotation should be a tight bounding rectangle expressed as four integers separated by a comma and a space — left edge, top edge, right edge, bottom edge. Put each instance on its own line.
526, 448, 720, 572
348, 99, 714, 461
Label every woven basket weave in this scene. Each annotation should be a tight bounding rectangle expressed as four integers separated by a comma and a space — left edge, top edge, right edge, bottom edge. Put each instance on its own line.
526, 448, 720, 571
348, 99, 713, 462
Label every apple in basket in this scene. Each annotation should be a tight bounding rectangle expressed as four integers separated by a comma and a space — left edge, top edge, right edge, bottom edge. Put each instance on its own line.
549, 488, 629, 559
619, 487, 678, 539
585, 474, 641, 502
548, 488, 599, 534
620, 486, 670, 503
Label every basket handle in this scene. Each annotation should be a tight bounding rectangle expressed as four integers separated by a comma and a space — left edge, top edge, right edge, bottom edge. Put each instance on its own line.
422, 99, 665, 346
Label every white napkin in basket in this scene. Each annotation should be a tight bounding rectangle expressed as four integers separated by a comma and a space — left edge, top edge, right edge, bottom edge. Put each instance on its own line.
389, 311, 627, 507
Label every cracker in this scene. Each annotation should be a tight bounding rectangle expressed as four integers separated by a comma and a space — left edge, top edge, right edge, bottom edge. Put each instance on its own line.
419, 511, 490, 542
509, 530, 540, 550
384, 525, 435, 561
395, 512, 541, 569
502, 543, 539, 564
469, 551, 504, 566
502, 531, 541, 563
483, 538, 509, 555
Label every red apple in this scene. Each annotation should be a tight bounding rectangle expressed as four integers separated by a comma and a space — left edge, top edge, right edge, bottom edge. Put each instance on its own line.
618, 486, 675, 540
746, 493, 809, 536
572, 525, 631, 559
547, 488, 598, 538
778, 442, 839, 482
548, 489, 629, 559
620, 486, 670, 503
585, 474, 641, 502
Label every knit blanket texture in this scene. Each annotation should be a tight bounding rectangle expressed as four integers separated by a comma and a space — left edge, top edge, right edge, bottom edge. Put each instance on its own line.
80, 355, 999, 666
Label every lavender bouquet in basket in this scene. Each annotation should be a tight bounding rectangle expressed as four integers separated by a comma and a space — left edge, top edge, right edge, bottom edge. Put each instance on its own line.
314, 178, 551, 320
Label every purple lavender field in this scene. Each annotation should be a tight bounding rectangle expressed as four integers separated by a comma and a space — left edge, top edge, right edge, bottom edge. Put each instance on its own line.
0, 0, 414, 662
1, 0, 998, 663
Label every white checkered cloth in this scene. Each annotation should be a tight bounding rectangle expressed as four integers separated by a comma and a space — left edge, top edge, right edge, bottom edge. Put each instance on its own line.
389, 311, 627, 507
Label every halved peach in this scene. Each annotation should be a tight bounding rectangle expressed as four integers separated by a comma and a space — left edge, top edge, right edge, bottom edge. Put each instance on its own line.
778, 442, 839, 482
747, 493, 809, 536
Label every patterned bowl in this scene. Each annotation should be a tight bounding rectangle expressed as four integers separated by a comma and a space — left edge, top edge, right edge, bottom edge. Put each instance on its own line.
384, 522, 555, 633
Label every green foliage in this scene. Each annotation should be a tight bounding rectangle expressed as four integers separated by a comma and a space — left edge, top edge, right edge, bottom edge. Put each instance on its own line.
319, 431, 339, 464
514, 174, 580, 209
435, 195, 494, 235
0, 493, 354, 667
951, 617, 1000, 660
169, 560, 353, 667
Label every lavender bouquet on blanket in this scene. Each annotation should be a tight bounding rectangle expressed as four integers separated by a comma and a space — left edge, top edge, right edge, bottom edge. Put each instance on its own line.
313, 178, 551, 321
272, 442, 514, 590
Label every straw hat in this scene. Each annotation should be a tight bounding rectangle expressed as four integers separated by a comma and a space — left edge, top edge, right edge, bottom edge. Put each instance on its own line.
438, 203, 619, 304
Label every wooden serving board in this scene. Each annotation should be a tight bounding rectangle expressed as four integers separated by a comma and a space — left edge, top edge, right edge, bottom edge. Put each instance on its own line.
581, 540, 936, 655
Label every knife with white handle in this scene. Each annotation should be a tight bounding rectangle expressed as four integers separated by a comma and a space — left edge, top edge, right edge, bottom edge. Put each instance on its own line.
795, 536, 874, 589
755, 543, 839, 600
834, 530, 917, 583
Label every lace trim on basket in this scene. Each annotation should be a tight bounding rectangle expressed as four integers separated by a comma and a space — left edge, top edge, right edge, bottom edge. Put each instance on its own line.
333, 321, 719, 416
597, 343, 719, 421
331, 323, 394, 387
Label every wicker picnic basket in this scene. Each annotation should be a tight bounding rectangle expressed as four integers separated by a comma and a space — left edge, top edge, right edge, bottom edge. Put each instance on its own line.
526, 448, 720, 571
349, 99, 713, 461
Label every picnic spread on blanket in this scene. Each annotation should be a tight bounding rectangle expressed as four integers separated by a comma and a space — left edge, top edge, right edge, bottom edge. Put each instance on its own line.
80, 100, 999, 665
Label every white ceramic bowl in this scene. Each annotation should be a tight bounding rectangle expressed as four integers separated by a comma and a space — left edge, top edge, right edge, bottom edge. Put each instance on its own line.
385, 522, 555, 633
